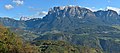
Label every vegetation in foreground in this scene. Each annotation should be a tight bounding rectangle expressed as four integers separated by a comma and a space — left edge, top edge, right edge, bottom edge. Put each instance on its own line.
0, 25, 39, 53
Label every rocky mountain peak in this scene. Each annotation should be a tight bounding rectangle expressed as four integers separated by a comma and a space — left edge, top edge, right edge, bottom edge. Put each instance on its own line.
47, 6, 93, 18
20, 16, 31, 21
94, 9, 119, 17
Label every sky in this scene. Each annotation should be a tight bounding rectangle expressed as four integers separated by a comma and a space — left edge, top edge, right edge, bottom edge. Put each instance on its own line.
0, 0, 120, 20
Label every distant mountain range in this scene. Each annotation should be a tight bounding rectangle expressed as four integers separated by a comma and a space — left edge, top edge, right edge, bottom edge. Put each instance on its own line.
0, 6, 120, 53
1, 6, 120, 33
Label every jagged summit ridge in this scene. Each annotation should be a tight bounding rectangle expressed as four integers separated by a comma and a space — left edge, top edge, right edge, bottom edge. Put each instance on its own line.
49, 5, 81, 11
47, 6, 93, 18
48, 6, 119, 17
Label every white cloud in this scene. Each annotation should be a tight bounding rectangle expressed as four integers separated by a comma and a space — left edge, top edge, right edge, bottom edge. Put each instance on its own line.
85, 7, 97, 12
106, 6, 120, 14
33, 11, 48, 18
27, 11, 48, 18
28, 6, 42, 11
38, 11, 48, 16
85, 7, 105, 12
13, 0, 24, 6
4, 4, 14, 10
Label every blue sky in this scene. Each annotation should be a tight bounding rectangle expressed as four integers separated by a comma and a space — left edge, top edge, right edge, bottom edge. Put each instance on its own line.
0, 0, 120, 19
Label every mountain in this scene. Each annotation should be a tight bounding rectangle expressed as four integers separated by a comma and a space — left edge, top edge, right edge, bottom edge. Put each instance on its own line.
0, 17, 26, 28
24, 6, 120, 33
20, 16, 40, 21
1, 6, 120, 33
94, 10, 120, 25
32, 6, 98, 32
0, 17, 39, 41
20, 16, 31, 21
0, 6, 120, 53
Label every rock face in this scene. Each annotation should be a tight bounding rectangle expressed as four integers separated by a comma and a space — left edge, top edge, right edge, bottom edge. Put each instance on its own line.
20, 16, 31, 21
94, 10, 120, 24
25, 6, 98, 32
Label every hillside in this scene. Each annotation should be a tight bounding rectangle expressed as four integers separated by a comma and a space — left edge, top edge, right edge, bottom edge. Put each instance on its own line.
0, 25, 104, 53
33, 40, 103, 53
0, 25, 39, 53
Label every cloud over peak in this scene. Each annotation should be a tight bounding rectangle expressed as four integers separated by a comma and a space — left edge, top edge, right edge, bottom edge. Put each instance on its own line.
106, 6, 120, 14
84, 6, 120, 14
38, 11, 48, 16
